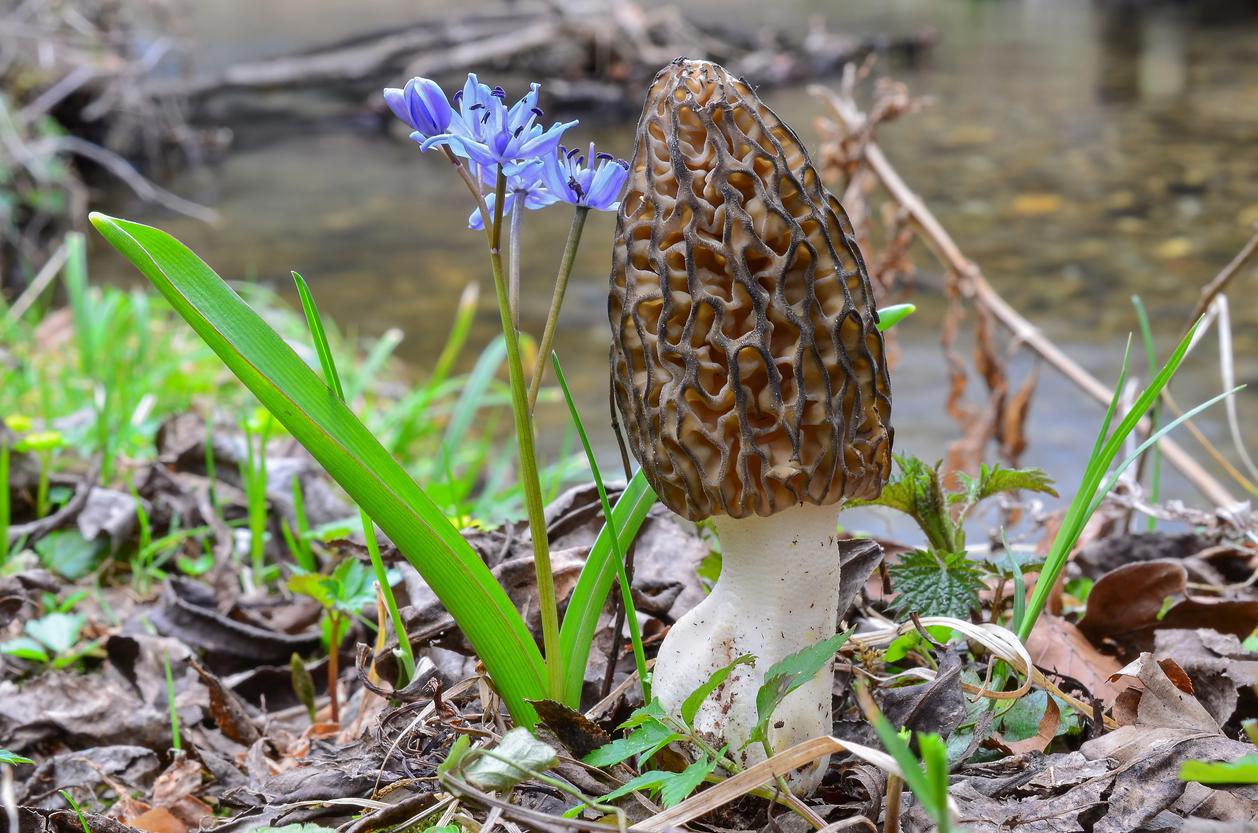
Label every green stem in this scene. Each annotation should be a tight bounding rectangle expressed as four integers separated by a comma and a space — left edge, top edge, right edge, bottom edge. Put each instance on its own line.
360, 506, 416, 683
485, 165, 564, 701
527, 206, 589, 411
1, 442, 10, 566
35, 451, 50, 518
508, 195, 524, 332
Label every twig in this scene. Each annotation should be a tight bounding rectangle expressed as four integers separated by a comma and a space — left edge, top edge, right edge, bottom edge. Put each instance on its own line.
1184, 225, 1258, 328
26, 136, 219, 224
4, 241, 66, 322
810, 83, 1236, 508
882, 775, 902, 833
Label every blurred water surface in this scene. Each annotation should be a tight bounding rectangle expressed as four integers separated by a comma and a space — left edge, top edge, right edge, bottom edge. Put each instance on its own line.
99, 0, 1258, 522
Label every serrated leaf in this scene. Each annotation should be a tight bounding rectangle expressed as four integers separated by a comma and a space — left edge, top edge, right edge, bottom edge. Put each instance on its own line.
848, 456, 954, 553
659, 753, 719, 807
583, 720, 679, 768
890, 550, 984, 619
753, 631, 852, 735
462, 728, 558, 791
1180, 755, 1258, 785
955, 463, 1058, 505
681, 654, 754, 726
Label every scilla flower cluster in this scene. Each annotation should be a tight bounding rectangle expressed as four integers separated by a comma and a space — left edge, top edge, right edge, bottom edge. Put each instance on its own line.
384, 74, 628, 229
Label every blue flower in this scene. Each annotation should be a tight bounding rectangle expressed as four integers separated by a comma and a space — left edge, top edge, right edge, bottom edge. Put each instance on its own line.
383, 77, 452, 142
422, 74, 576, 170
467, 160, 558, 230
540, 143, 629, 211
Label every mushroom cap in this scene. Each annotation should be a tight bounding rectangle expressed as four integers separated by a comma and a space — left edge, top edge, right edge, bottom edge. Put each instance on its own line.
608, 59, 893, 521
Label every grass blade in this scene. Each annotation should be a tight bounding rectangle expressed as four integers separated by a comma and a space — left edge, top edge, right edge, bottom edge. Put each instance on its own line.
551, 352, 650, 701
92, 213, 545, 723
292, 271, 417, 683
559, 468, 656, 706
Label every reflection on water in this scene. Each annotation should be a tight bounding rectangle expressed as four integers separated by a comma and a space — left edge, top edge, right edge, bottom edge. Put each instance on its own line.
98, 0, 1258, 516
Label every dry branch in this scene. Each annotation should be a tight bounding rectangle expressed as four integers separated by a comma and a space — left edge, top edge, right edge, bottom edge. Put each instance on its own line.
810, 82, 1237, 508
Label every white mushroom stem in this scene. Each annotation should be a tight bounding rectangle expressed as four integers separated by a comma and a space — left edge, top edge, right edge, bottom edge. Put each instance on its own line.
652, 500, 842, 791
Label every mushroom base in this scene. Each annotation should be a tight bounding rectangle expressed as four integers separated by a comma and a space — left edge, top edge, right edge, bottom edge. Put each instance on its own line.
652, 501, 843, 793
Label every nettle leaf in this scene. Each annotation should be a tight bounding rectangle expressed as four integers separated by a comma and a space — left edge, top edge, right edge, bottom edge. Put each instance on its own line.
750, 631, 851, 746
849, 456, 953, 552
462, 728, 558, 791
681, 654, 754, 726
890, 550, 985, 619
583, 719, 680, 768
659, 752, 720, 807
953, 463, 1058, 506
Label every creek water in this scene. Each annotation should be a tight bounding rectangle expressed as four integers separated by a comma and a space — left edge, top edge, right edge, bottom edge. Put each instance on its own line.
96, 0, 1258, 529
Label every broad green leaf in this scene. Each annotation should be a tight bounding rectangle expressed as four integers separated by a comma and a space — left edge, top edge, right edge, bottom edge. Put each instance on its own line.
753, 631, 852, 739
681, 655, 754, 726
559, 469, 657, 705
889, 550, 985, 620
1180, 755, 1258, 785
34, 530, 106, 581
26, 612, 85, 655
462, 728, 559, 791
659, 753, 720, 807
90, 213, 545, 724
583, 720, 679, 768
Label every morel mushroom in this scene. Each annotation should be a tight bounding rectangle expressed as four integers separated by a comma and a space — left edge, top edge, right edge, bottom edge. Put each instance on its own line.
609, 59, 893, 787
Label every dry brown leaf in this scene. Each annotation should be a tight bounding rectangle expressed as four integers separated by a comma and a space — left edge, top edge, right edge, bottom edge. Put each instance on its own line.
1108, 653, 1219, 733
1004, 696, 1061, 755
126, 807, 185, 833
1077, 560, 1185, 649
1027, 614, 1124, 705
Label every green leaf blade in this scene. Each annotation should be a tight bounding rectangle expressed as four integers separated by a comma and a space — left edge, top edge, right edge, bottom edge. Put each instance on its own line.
90, 213, 546, 724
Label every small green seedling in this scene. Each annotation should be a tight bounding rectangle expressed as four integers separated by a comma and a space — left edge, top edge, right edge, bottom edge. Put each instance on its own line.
580, 633, 852, 811
15, 429, 65, 519
0, 610, 102, 669
850, 455, 1056, 620
288, 557, 381, 723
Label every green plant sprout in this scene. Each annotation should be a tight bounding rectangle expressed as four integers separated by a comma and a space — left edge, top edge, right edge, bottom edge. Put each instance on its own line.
578, 633, 852, 814
850, 456, 1056, 620
292, 270, 416, 684
163, 651, 182, 751
15, 429, 65, 519
1019, 322, 1239, 641
0, 608, 103, 669
91, 212, 656, 726
240, 407, 275, 587
288, 556, 383, 724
